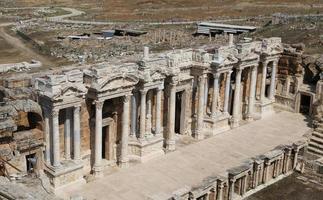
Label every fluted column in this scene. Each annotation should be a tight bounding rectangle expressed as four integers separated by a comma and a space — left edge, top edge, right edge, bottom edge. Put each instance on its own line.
247, 66, 257, 121
195, 75, 206, 140
64, 108, 71, 160
283, 149, 292, 173
211, 72, 220, 118
223, 70, 232, 113
146, 91, 152, 136
231, 68, 242, 128
284, 76, 291, 96
293, 148, 299, 169
73, 106, 81, 161
52, 108, 60, 168
44, 110, 50, 164
155, 87, 162, 136
260, 62, 268, 102
139, 89, 147, 139
120, 95, 130, 168
93, 100, 104, 175
166, 80, 176, 151
269, 61, 278, 100
204, 75, 209, 113
130, 94, 137, 137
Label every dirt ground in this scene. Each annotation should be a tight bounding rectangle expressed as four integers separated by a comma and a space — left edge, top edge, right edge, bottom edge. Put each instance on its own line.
246, 173, 323, 200
4, 0, 323, 22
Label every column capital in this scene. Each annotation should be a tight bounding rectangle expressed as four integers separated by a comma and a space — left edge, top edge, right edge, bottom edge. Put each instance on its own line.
227, 70, 233, 75
251, 65, 257, 71
140, 89, 148, 95
73, 106, 81, 112
52, 108, 59, 117
213, 72, 220, 79
95, 100, 104, 109
123, 95, 131, 103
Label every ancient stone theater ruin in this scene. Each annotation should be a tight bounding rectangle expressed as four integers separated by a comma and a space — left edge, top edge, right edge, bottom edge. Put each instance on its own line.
0, 36, 322, 200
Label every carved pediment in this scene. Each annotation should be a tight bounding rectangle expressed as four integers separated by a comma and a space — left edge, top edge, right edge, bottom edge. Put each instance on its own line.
99, 74, 139, 92
53, 85, 86, 100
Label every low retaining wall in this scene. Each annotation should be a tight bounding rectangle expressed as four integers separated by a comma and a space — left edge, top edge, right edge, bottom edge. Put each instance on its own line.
167, 140, 307, 200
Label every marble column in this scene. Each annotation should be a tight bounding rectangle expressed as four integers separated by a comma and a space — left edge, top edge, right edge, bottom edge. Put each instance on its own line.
260, 62, 268, 102
247, 66, 257, 121
216, 180, 224, 200
195, 75, 206, 140
44, 110, 50, 164
130, 94, 137, 137
269, 61, 278, 100
231, 68, 242, 128
93, 101, 104, 174
253, 166, 260, 188
52, 108, 60, 168
146, 91, 152, 136
204, 75, 209, 113
284, 150, 292, 173
292, 149, 299, 169
155, 87, 162, 136
73, 106, 81, 161
139, 89, 147, 139
64, 108, 71, 160
228, 178, 236, 200
166, 81, 176, 151
212, 72, 220, 118
120, 95, 130, 168
224, 70, 232, 113
263, 161, 270, 183
242, 176, 248, 195
284, 76, 291, 96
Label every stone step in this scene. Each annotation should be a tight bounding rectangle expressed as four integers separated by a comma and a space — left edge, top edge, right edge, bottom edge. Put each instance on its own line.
312, 131, 323, 139
308, 146, 323, 156
310, 136, 323, 145
309, 142, 323, 152
316, 127, 323, 133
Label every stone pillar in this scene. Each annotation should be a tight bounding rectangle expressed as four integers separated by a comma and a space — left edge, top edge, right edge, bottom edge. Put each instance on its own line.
73, 106, 81, 161
253, 165, 260, 188
284, 76, 291, 96
228, 178, 236, 200
247, 66, 257, 121
204, 75, 209, 113
195, 75, 206, 140
52, 108, 60, 168
44, 110, 50, 164
139, 89, 147, 139
269, 61, 277, 100
292, 148, 299, 169
231, 68, 242, 128
166, 81, 176, 151
64, 108, 71, 160
93, 101, 104, 175
216, 180, 224, 200
224, 71, 232, 113
155, 87, 162, 136
146, 91, 152, 136
263, 161, 270, 183
242, 176, 248, 195
284, 149, 292, 173
260, 62, 268, 102
130, 94, 137, 137
212, 72, 220, 118
120, 95, 130, 168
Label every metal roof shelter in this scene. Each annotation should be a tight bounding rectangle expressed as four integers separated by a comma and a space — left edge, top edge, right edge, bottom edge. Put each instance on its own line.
197, 22, 257, 35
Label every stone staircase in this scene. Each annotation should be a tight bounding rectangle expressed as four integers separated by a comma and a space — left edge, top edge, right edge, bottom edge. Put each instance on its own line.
308, 120, 323, 156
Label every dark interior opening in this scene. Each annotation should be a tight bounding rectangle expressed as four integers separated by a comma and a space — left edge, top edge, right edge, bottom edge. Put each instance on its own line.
26, 153, 36, 173
300, 94, 311, 115
175, 91, 183, 134
265, 84, 270, 98
102, 126, 107, 159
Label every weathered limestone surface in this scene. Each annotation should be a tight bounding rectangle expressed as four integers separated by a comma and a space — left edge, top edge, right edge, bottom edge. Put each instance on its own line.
59, 111, 309, 200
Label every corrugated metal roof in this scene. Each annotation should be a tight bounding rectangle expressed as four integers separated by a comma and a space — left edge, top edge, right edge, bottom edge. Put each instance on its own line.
197, 22, 257, 30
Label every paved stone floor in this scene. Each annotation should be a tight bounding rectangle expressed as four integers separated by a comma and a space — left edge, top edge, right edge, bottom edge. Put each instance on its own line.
59, 111, 311, 200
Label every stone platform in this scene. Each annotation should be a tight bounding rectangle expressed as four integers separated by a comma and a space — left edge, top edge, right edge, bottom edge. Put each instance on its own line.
58, 111, 311, 200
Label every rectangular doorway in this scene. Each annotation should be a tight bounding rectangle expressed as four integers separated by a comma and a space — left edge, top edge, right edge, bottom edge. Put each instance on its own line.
26, 153, 36, 173
300, 94, 311, 115
175, 91, 185, 134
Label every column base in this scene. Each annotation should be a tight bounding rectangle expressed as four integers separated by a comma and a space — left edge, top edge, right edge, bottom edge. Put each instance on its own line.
245, 115, 254, 122
165, 139, 176, 151
92, 165, 104, 178
119, 160, 129, 168
129, 135, 165, 161
230, 118, 240, 128
194, 129, 205, 140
